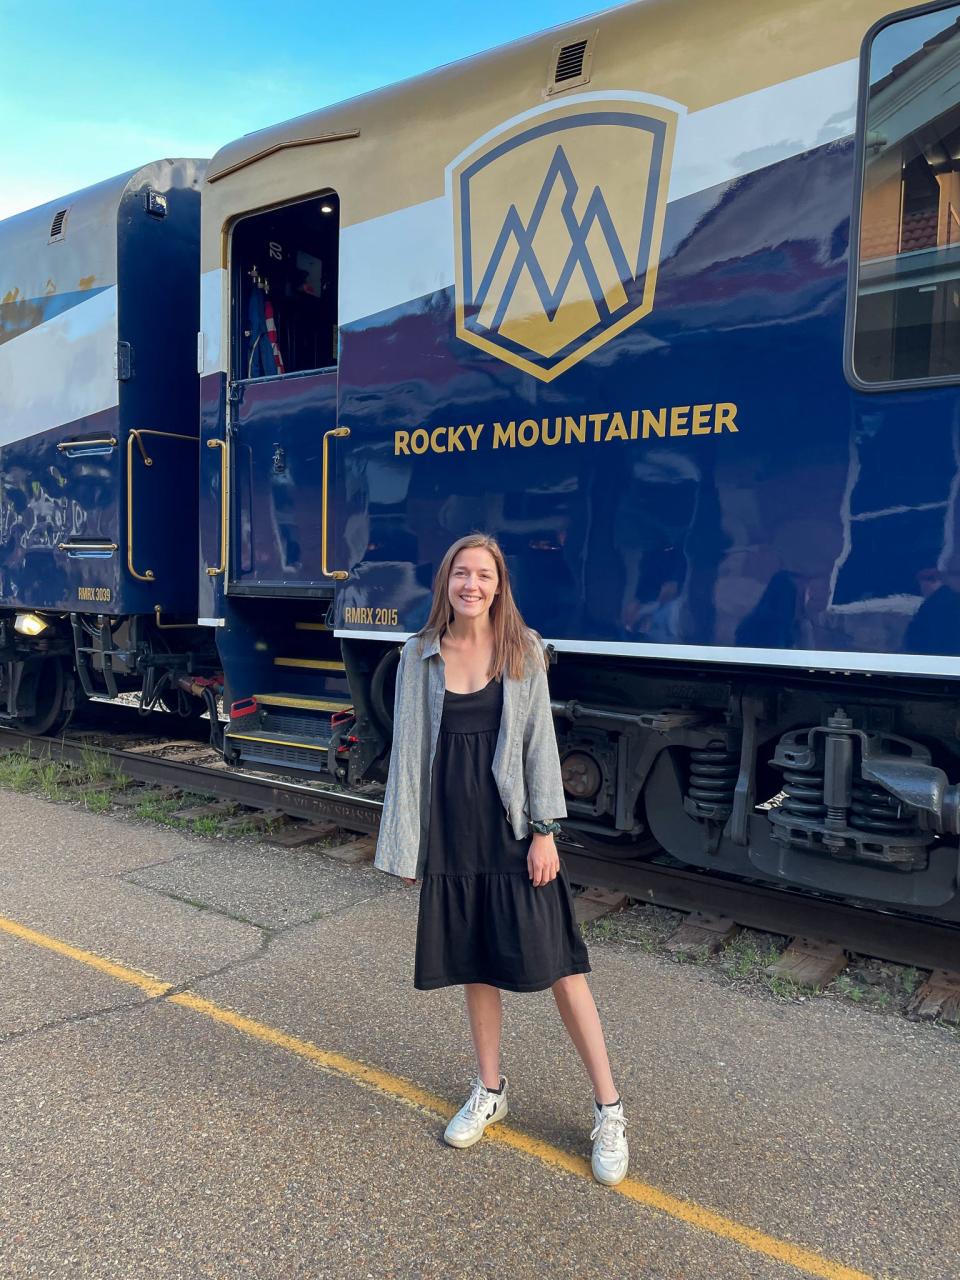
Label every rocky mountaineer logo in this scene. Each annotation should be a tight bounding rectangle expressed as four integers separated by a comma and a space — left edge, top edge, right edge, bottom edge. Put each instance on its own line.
452, 100, 677, 382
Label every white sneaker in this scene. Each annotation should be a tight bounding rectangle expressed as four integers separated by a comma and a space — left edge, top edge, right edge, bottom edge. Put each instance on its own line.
591, 1099, 629, 1186
443, 1076, 508, 1148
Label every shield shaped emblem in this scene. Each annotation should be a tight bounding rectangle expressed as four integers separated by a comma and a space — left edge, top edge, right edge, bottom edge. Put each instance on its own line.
452, 100, 677, 382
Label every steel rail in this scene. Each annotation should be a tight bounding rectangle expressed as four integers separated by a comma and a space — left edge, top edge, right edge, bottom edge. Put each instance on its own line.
557, 849, 960, 972
0, 727, 382, 834
1, 725, 958, 972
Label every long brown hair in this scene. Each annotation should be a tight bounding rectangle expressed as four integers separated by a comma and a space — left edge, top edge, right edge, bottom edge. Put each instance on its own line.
417, 533, 547, 680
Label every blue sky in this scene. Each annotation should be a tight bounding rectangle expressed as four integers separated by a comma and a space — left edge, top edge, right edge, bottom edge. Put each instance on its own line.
0, 0, 610, 219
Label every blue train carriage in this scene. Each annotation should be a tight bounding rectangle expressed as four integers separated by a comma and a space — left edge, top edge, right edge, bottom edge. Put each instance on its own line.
0, 160, 220, 732
200, 0, 960, 923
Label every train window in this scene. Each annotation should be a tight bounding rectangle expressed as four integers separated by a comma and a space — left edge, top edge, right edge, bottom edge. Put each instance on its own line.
232, 193, 339, 379
853, 5, 960, 384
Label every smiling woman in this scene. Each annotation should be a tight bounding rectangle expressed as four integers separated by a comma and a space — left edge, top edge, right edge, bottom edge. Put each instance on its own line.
374, 532, 629, 1186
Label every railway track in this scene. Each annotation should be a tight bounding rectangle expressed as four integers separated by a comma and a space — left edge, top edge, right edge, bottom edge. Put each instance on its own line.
1, 715, 958, 1003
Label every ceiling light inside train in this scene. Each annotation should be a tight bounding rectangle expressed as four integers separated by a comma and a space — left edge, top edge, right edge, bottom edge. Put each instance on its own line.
14, 612, 48, 636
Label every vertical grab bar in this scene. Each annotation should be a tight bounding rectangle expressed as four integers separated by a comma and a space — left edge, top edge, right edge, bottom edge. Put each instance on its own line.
126, 430, 196, 583
321, 426, 351, 580
127, 431, 155, 581
206, 438, 229, 576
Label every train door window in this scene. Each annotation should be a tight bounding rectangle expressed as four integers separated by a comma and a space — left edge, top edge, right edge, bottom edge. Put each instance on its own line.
232, 193, 339, 379
852, 5, 960, 384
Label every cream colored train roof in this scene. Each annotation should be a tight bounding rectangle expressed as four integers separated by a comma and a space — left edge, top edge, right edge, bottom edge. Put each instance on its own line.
201, 0, 899, 267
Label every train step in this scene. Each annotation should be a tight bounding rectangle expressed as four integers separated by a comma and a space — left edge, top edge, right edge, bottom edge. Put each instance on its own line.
272, 656, 346, 672
224, 691, 354, 776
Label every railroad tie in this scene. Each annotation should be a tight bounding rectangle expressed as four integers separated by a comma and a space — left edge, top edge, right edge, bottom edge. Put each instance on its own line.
171, 799, 238, 821
765, 936, 848, 989
907, 969, 960, 1024
323, 835, 376, 865
665, 911, 740, 955
219, 808, 282, 834
574, 887, 629, 925
110, 786, 181, 807
270, 821, 342, 848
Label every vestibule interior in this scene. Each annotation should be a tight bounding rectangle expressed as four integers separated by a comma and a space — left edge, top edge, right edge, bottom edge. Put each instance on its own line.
232, 192, 340, 379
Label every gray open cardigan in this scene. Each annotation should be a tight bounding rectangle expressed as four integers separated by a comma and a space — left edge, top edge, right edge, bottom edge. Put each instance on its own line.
373, 631, 568, 881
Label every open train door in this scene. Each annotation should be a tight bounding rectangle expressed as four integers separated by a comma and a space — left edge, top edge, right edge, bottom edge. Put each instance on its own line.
201, 188, 357, 773
226, 192, 344, 595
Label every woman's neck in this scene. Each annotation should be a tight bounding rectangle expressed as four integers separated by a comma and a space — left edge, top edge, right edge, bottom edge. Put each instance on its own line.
445, 616, 494, 647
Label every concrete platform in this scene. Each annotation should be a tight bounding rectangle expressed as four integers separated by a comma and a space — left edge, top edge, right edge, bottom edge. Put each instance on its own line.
0, 790, 957, 1280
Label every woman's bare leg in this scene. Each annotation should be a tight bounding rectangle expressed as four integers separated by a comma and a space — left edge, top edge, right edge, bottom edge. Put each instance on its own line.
551, 974, 618, 1104
464, 983, 503, 1088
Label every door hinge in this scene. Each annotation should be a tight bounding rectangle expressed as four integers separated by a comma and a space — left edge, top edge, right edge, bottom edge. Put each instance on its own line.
114, 341, 133, 381
226, 380, 243, 425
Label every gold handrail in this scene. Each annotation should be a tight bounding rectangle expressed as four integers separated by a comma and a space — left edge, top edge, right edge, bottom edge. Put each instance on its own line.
126, 430, 198, 583
206, 438, 229, 576
321, 426, 350, 580
57, 437, 118, 452
154, 606, 199, 630
126, 432, 155, 581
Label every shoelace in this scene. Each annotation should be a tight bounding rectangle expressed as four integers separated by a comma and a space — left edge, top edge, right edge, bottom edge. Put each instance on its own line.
590, 1110, 628, 1154
465, 1078, 492, 1116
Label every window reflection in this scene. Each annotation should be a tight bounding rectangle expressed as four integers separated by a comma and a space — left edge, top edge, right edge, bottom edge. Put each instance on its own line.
854, 5, 960, 382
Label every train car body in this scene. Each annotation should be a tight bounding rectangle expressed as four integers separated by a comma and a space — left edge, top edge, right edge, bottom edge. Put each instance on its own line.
198, 0, 960, 921
0, 160, 218, 730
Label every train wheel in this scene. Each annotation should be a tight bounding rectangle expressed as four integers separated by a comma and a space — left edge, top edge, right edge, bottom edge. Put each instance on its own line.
369, 646, 401, 735
11, 656, 74, 737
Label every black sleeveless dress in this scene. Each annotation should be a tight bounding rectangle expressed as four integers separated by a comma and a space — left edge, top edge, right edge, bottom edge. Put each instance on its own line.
414, 676, 590, 992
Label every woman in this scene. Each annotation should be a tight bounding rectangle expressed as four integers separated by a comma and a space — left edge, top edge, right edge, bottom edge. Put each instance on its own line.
375, 533, 628, 1187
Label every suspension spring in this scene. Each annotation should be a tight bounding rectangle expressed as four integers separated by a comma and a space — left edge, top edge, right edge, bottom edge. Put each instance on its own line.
849, 783, 913, 835
685, 742, 738, 819
780, 767, 826, 820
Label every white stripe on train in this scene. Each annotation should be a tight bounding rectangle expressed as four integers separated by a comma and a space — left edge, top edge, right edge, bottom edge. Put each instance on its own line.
333, 630, 960, 678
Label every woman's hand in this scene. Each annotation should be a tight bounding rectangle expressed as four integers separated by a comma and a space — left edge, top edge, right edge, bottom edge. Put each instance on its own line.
527, 833, 560, 887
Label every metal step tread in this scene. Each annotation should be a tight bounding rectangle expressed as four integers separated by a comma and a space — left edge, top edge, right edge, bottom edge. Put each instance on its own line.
273, 657, 346, 671
225, 726, 332, 753
254, 693, 352, 712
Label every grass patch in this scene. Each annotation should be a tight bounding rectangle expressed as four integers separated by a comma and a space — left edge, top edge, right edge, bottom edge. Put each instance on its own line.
0, 746, 135, 808
765, 973, 807, 1000
715, 930, 785, 982
79, 746, 129, 789
581, 901, 949, 1024
0, 751, 47, 792
82, 790, 112, 814
897, 966, 923, 995
133, 795, 182, 825
35, 760, 67, 799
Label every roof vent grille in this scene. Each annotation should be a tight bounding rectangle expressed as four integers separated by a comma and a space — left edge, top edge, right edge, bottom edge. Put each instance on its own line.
555, 40, 588, 82
548, 31, 595, 94
49, 209, 68, 241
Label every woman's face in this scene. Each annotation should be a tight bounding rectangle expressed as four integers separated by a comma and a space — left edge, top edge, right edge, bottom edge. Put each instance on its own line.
447, 547, 499, 623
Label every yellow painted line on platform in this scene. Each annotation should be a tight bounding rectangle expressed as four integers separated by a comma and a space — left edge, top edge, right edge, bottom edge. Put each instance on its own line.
0, 911, 878, 1280
0, 916, 172, 997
